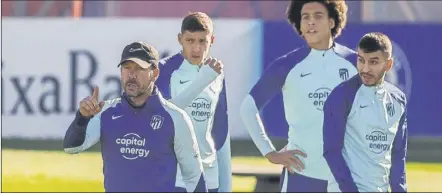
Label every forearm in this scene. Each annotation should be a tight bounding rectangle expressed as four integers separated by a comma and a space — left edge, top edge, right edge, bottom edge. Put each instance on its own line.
63, 111, 91, 149
389, 158, 407, 192
324, 152, 359, 192
63, 111, 101, 154
240, 94, 276, 156
216, 134, 232, 192
389, 116, 408, 192
170, 66, 219, 109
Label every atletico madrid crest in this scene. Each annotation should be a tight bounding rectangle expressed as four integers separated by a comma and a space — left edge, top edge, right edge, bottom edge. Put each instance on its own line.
150, 115, 164, 130
386, 103, 395, 117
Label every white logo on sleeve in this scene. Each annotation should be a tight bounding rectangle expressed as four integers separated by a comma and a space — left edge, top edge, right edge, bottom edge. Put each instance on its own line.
116, 133, 150, 160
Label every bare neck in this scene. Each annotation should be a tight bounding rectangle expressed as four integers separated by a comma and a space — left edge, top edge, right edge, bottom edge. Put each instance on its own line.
375, 76, 386, 87
309, 37, 334, 50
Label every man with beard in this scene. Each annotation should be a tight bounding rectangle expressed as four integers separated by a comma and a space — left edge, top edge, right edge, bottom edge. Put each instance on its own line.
240, 0, 357, 192
62, 41, 207, 192
323, 32, 408, 192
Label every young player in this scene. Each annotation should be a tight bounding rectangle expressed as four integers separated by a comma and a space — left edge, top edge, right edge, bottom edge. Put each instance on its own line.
323, 32, 408, 192
240, 0, 357, 192
156, 12, 231, 192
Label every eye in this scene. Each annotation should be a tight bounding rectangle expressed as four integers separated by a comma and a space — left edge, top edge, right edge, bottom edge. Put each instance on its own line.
314, 14, 323, 19
301, 14, 309, 20
370, 61, 378, 65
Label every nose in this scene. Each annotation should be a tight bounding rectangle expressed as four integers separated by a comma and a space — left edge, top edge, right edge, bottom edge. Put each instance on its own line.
127, 70, 137, 79
192, 43, 202, 53
360, 63, 370, 73
308, 18, 315, 26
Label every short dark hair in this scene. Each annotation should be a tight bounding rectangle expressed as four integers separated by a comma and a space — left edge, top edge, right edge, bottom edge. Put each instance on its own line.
181, 12, 214, 34
358, 32, 393, 59
286, 0, 348, 38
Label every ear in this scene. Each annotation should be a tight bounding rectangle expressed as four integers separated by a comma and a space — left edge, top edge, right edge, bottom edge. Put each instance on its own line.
153, 68, 159, 79
385, 58, 394, 72
210, 35, 215, 46
177, 33, 183, 46
329, 18, 335, 30
149, 68, 160, 83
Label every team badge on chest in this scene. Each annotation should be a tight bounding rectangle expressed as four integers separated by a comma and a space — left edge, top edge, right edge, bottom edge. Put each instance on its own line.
339, 68, 349, 81
386, 102, 395, 117
150, 115, 164, 130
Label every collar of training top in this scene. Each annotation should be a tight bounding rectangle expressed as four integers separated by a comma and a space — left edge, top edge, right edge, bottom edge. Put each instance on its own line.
177, 51, 205, 72
180, 58, 201, 72
358, 76, 387, 99
307, 43, 329, 56
309, 42, 341, 57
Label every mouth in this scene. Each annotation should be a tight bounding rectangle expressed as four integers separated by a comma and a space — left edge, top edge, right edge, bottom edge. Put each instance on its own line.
191, 55, 201, 59
361, 74, 374, 81
126, 83, 139, 90
306, 30, 317, 35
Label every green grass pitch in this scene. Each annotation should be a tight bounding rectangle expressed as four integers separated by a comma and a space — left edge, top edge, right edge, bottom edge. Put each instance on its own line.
2, 149, 442, 192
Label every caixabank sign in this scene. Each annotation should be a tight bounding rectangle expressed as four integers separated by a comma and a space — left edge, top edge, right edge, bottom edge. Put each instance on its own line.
1, 18, 263, 139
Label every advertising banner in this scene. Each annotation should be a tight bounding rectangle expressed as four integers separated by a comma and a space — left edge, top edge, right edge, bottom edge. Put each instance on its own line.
2, 18, 263, 139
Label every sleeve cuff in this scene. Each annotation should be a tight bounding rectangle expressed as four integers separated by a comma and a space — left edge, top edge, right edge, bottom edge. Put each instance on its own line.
261, 146, 276, 157
75, 111, 92, 127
